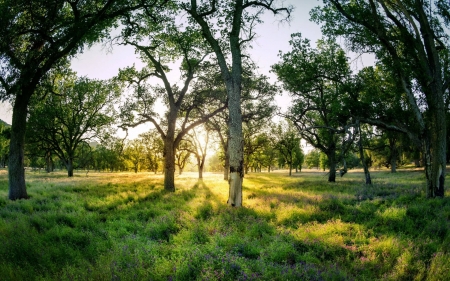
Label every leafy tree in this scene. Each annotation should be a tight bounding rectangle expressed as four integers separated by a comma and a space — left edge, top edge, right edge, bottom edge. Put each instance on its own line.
0, 0, 167, 200
312, 0, 450, 197
274, 121, 302, 176
175, 140, 192, 175
123, 139, 145, 173
139, 130, 164, 174
207, 71, 277, 180
183, 125, 210, 179
304, 149, 320, 169
118, 15, 226, 191
26, 72, 120, 177
183, 0, 291, 207
92, 137, 126, 172
273, 35, 355, 182
292, 145, 305, 173
260, 133, 278, 173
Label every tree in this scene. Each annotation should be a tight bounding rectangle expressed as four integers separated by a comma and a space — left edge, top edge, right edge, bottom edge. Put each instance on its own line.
183, 0, 291, 207
207, 71, 276, 180
274, 121, 302, 176
292, 145, 305, 173
118, 15, 226, 191
305, 149, 320, 169
0, 0, 167, 200
139, 130, 164, 174
26, 73, 120, 177
312, 0, 450, 196
123, 139, 145, 173
175, 140, 192, 175
184, 125, 210, 179
273, 35, 355, 182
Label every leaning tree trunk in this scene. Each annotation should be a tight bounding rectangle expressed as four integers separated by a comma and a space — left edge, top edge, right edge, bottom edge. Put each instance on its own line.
227, 81, 243, 207
327, 151, 337, 182
8, 91, 31, 200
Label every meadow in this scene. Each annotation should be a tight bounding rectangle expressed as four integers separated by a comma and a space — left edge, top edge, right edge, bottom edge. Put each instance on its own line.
0, 168, 449, 280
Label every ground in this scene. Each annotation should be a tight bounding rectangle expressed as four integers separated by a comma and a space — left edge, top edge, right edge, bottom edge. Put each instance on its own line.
0, 168, 449, 280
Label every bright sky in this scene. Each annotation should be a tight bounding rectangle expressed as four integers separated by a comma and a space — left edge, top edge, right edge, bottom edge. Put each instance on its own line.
0, 0, 373, 145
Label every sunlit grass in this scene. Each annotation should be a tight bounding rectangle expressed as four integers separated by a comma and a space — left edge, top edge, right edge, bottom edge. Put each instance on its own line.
0, 167, 449, 280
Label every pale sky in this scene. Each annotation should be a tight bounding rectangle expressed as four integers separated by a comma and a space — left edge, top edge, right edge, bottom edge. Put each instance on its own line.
0, 0, 372, 140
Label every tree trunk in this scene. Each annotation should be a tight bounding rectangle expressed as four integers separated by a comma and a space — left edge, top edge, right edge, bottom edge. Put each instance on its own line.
358, 124, 371, 185
8, 92, 31, 200
227, 81, 243, 207
198, 155, 205, 179
390, 157, 397, 173
164, 139, 176, 192
289, 163, 292, 176
429, 94, 446, 197
67, 159, 74, 177
389, 141, 397, 173
327, 151, 336, 182
223, 148, 229, 181
46, 151, 53, 173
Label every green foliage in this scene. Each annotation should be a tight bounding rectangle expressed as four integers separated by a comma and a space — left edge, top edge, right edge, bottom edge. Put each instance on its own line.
26, 71, 120, 176
0, 170, 449, 280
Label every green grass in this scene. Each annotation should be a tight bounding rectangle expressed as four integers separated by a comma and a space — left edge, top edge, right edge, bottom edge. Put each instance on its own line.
0, 168, 449, 280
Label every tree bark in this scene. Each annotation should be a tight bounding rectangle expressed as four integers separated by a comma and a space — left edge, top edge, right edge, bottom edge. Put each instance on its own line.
357, 123, 371, 185
227, 81, 243, 207
164, 115, 177, 191
67, 159, 74, 177
8, 91, 31, 200
327, 150, 336, 182
164, 139, 176, 192
223, 146, 229, 180
428, 87, 446, 197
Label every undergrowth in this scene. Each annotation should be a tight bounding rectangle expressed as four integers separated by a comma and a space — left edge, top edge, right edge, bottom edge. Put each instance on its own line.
0, 168, 449, 280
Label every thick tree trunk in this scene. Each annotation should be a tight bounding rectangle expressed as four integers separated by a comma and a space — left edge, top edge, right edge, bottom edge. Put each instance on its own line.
8, 92, 31, 200
390, 143, 397, 173
164, 139, 176, 192
289, 163, 292, 176
429, 96, 446, 197
327, 151, 336, 182
227, 81, 243, 207
390, 158, 397, 173
45, 151, 53, 173
67, 159, 74, 177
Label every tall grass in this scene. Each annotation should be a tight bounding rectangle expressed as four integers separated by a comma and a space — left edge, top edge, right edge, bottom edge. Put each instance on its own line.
0, 168, 449, 280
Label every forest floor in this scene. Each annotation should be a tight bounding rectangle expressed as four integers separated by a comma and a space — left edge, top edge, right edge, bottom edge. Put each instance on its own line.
0, 168, 449, 280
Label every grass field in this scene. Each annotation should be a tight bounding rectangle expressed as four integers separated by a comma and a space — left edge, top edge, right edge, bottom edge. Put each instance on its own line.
0, 168, 449, 280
